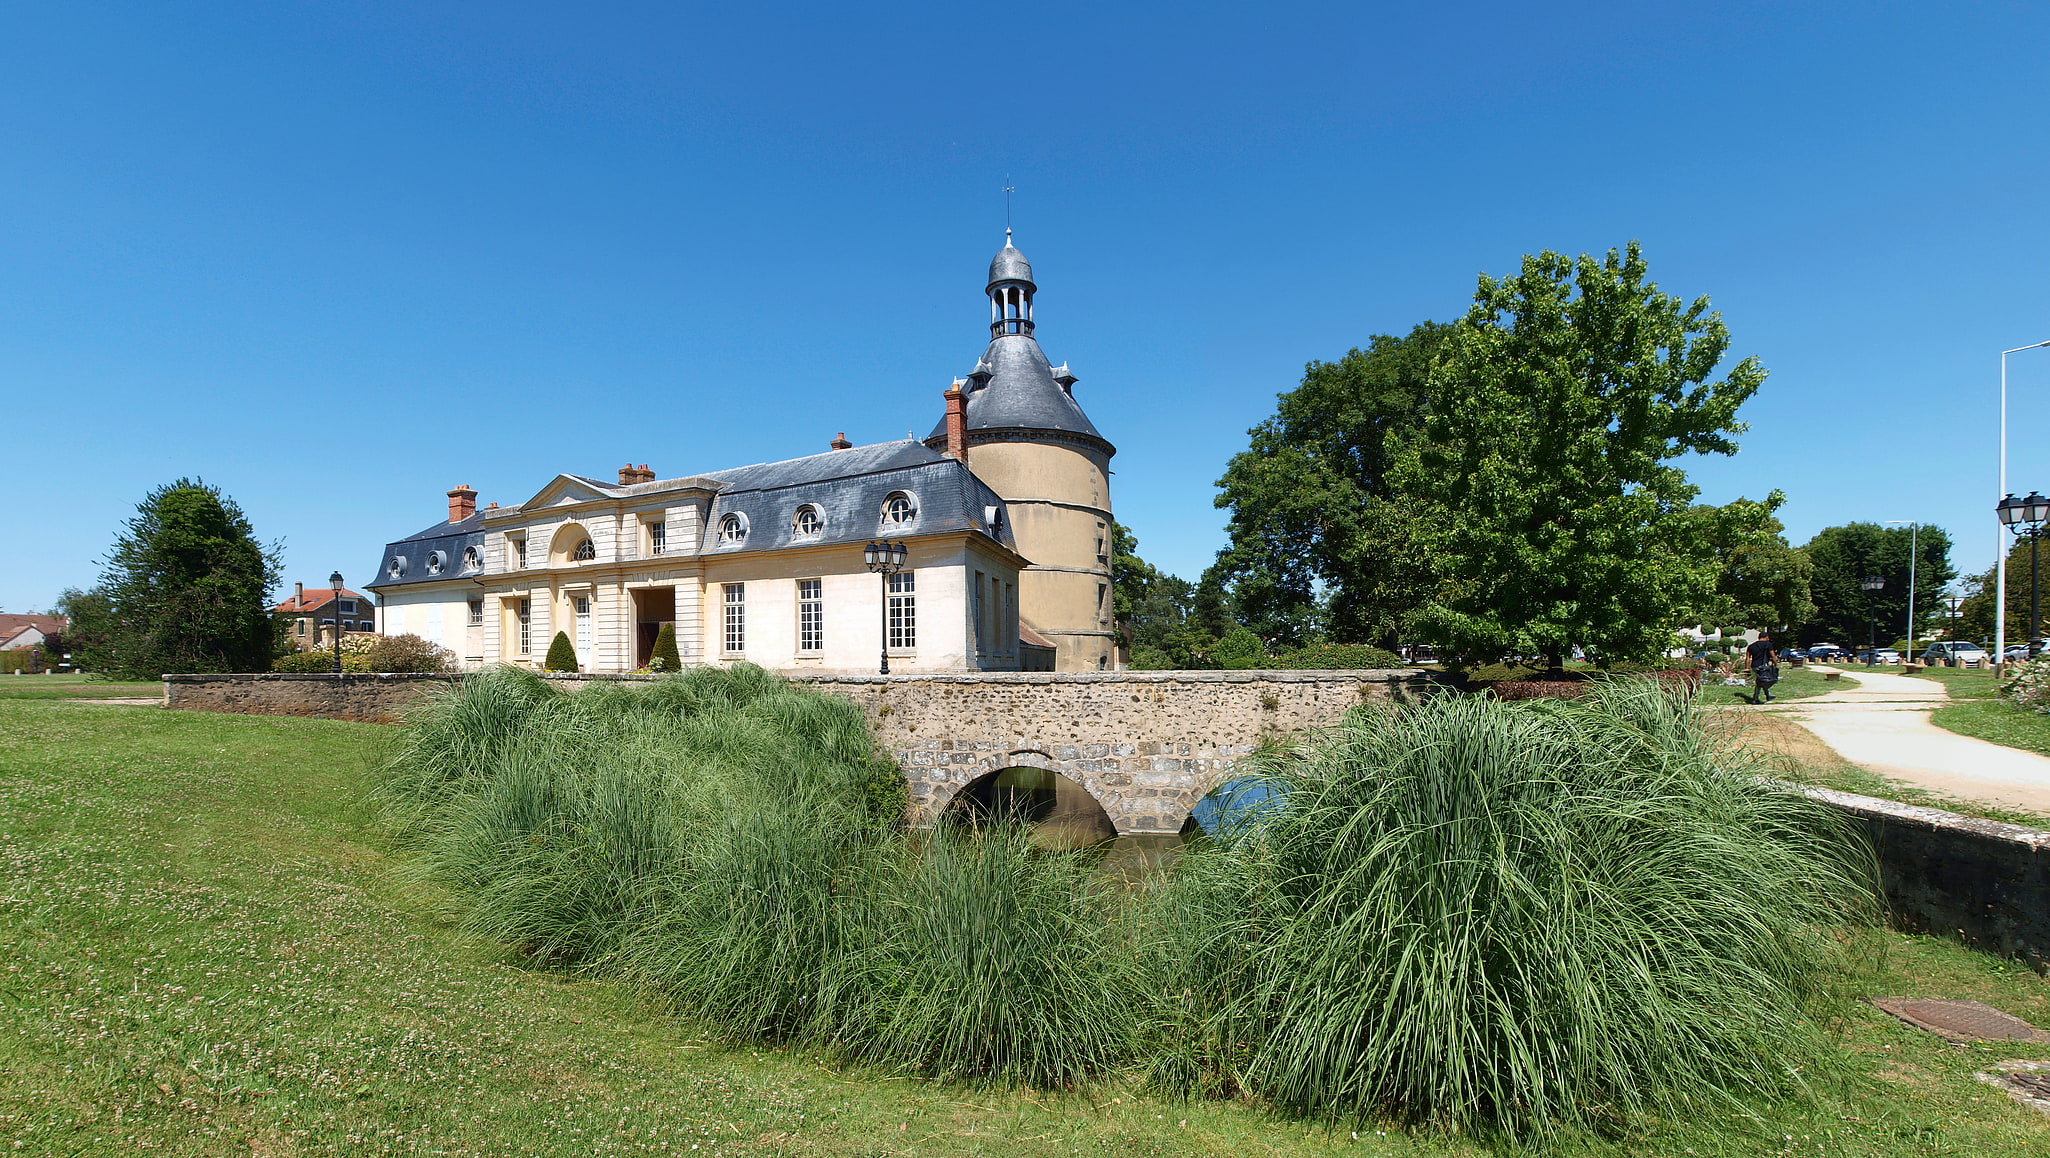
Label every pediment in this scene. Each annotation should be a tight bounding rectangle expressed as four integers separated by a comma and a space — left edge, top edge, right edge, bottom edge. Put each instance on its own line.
520, 475, 616, 511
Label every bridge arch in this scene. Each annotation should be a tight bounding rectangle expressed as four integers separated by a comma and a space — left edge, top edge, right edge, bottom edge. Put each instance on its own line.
932, 749, 1121, 845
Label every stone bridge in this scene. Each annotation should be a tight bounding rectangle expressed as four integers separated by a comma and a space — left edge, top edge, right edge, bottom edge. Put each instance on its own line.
797, 670, 1431, 835
164, 668, 1434, 836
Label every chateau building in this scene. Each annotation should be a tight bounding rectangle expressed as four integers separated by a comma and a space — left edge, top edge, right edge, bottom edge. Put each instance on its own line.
364, 236, 1116, 675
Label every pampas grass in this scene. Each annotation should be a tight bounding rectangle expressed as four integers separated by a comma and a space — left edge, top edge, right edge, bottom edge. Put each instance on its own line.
1155, 679, 1876, 1139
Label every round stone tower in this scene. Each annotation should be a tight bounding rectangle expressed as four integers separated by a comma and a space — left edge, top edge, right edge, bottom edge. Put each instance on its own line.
928, 233, 1117, 671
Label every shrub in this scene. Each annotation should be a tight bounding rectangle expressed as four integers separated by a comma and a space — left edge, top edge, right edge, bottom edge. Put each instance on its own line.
649, 622, 681, 672
365, 633, 457, 674
543, 631, 579, 673
273, 646, 374, 673
1270, 643, 1408, 670
2004, 655, 2050, 713
1156, 680, 1874, 1139
1211, 626, 1267, 670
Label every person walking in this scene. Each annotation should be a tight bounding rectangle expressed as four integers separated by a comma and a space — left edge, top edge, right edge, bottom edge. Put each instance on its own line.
1746, 631, 1781, 704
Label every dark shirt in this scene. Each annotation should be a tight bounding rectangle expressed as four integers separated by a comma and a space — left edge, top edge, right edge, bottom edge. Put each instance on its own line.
1746, 639, 1775, 667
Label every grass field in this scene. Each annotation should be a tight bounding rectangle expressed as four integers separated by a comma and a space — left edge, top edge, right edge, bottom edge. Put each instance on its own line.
1695, 665, 1854, 706
0, 672, 162, 700
6, 699, 2050, 1155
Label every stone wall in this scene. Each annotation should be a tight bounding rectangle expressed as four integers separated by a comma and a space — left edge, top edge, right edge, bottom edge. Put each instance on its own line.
799, 670, 1431, 834
1789, 782, 2050, 969
163, 673, 459, 724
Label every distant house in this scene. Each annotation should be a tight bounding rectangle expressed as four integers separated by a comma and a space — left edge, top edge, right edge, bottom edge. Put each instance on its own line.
273, 583, 378, 650
0, 613, 66, 654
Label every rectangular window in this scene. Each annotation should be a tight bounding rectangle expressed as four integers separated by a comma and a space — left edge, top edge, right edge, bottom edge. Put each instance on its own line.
511, 537, 527, 570
338, 599, 357, 614
467, 600, 483, 627
723, 583, 745, 653
887, 571, 916, 650
1098, 582, 1110, 623
798, 578, 823, 652
517, 598, 532, 654
294, 619, 305, 636
971, 570, 985, 653
648, 520, 666, 556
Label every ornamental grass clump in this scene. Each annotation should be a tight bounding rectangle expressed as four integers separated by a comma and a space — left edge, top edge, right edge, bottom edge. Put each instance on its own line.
1155, 679, 1875, 1141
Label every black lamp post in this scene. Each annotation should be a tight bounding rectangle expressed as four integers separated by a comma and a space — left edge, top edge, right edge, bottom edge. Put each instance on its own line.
1860, 575, 1884, 662
1997, 492, 2050, 658
330, 569, 345, 675
863, 540, 908, 675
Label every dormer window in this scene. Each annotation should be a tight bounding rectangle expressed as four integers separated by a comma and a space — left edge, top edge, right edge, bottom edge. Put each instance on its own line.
386, 555, 408, 579
461, 546, 481, 572
426, 551, 446, 575
793, 505, 823, 539
720, 514, 747, 545
881, 492, 917, 527
572, 538, 596, 561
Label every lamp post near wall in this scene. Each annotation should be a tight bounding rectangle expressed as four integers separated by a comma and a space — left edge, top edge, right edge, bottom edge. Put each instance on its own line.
1997, 491, 2050, 658
864, 540, 908, 676
329, 570, 345, 675
1860, 575, 1884, 662
1994, 340, 2050, 675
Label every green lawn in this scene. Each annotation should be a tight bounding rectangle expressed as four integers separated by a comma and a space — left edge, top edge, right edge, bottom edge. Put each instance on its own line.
6, 700, 2050, 1155
0, 673, 162, 701
1694, 665, 1854, 706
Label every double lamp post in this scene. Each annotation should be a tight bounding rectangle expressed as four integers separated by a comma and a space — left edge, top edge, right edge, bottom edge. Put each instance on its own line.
863, 539, 909, 675
1995, 340, 2050, 675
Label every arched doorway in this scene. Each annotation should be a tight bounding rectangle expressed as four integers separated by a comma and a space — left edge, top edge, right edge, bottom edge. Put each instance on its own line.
946, 766, 1117, 848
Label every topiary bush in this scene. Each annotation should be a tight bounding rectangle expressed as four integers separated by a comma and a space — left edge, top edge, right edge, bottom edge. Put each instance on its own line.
1270, 643, 1408, 670
649, 622, 681, 672
543, 630, 579, 673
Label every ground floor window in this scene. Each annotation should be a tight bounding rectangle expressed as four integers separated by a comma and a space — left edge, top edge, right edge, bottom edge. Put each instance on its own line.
723, 583, 745, 653
516, 598, 532, 654
574, 595, 593, 657
797, 578, 823, 652
468, 600, 483, 626
887, 571, 916, 650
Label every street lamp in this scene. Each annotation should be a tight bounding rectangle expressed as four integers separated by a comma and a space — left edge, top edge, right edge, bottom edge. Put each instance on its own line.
329, 569, 345, 675
1885, 522, 1918, 666
1860, 575, 1884, 662
1997, 491, 2050, 658
863, 540, 909, 675
1995, 339, 2050, 675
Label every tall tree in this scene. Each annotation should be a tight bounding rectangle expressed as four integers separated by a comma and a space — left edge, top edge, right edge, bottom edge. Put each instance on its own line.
1689, 492, 1815, 633
1210, 323, 1455, 648
1952, 535, 2050, 645
1799, 522, 1955, 649
79, 479, 283, 679
1393, 242, 1767, 669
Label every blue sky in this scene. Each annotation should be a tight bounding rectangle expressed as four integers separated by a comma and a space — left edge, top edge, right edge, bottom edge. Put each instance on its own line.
4, 2, 2048, 613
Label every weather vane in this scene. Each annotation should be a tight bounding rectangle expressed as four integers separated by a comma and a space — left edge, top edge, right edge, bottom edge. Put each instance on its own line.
1003, 176, 1015, 242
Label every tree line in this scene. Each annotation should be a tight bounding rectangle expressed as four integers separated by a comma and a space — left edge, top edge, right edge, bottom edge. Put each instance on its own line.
1117, 242, 1974, 669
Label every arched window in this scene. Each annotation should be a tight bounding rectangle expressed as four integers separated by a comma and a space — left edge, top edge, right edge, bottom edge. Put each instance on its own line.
793, 505, 823, 538
881, 492, 917, 527
572, 538, 596, 561
720, 514, 747, 544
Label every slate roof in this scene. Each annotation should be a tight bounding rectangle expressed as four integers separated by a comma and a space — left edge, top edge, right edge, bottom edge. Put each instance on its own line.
927, 333, 1109, 448
365, 512, 487, 591
699, 441, 1017, 556
988, 241, 1034, 288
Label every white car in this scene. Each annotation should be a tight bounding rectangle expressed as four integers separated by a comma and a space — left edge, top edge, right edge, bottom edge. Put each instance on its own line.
1922, 642, 1990, 664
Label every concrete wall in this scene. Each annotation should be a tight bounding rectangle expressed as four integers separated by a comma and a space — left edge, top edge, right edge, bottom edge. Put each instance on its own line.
1789, 782, 2050, 969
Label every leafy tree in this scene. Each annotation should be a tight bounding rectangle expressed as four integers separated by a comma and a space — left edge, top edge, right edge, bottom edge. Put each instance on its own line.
1210, 323, 1455, 648
1210, 625, 1267, 670
1951, 537, 2050, 646
75, 479, 282, 679
544, 630, 580, 673
1392, 242, 1766, 670
1689, 492, 1814, 633
54, 587, 114, 674
650, 622, 681, 672
1110, 523, 1218, 668
1800, 523, 1956, 649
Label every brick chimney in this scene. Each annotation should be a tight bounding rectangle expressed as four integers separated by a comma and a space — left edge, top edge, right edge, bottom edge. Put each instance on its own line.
618, 463, 638, 486
294, 581, 304, 609
447, 484, 477, 523
830, 432, 853, 450
941, 382, 968, 461
636, 463, 654, 484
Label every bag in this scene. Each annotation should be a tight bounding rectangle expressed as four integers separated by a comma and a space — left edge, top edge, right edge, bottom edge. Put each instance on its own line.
1754, 663, 1780, 687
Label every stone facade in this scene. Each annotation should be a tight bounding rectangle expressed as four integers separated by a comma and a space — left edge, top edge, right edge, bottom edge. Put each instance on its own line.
164, 673, 459, 724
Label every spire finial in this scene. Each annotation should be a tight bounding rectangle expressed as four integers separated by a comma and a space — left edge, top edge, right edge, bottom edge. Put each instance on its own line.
1003, 176, 1015, 246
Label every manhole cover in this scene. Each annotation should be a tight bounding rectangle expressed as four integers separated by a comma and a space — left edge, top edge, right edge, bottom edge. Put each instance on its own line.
1871, 998, 2050, 1044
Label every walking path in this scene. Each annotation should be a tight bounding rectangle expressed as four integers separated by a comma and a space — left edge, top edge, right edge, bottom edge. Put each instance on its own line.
1758, 667, 2050, 815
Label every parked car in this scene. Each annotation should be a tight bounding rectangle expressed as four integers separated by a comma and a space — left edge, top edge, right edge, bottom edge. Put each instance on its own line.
1922, 641, 1990, 664
1778, 649, 1804, 662
2005, 644, 2031, 662
1856, 648, 1902, 664
1806, 644, 1846, 660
